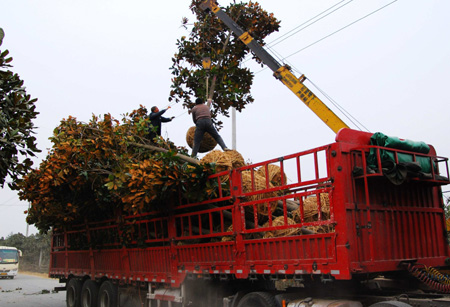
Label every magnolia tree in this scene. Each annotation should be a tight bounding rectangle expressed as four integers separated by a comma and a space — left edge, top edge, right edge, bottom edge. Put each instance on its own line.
18, 109, 216, 233
18, 1, 281, 234
0, 28, 40, 189
169, 0, 280, 128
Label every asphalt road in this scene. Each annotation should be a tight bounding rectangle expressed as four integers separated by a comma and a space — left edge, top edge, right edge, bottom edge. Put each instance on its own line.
0, 273, 66, 307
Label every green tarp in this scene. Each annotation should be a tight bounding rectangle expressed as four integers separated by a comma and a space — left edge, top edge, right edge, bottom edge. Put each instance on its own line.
368, 132, 433, 175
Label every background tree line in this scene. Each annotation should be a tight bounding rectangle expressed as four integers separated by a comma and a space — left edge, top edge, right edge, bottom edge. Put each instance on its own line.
0, 232, 51, 273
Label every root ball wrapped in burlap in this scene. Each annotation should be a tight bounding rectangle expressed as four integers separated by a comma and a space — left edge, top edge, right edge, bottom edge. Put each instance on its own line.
223, 150, 246, 169
256, 164, 287, 186
186, 126, 217, 153
200, 150, 232, 172
292, 193, 330, 223
262, 216, 299, 238
292, 193, 333, 233
241, 171, 277, 216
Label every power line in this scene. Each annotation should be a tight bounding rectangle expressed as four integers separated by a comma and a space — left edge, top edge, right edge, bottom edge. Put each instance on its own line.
1, 194, 19, 205
243, 0, 355, 66
266, 0, 355, 49
252, 0, 397, 76
283, 0, 398, 61
248, 1, 398, 129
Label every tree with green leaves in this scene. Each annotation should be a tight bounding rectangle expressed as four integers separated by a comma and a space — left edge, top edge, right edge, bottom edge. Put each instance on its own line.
0, 232, 51, 273
18, 109, 216, 234
0, 28, 40, 189
169, 1, 280, 128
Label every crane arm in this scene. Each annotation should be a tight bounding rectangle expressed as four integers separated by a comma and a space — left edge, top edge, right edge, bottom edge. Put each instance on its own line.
200, 0, 349, 134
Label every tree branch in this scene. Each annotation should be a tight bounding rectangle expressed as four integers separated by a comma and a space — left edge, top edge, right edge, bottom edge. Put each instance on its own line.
129, 142, 199, 165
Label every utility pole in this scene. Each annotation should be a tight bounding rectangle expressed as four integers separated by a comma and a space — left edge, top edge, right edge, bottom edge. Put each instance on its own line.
232, 107, 236, 150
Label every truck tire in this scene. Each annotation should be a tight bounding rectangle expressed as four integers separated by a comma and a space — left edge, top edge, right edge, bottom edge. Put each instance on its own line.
67, 278, 83, 307
98, 281, 118, 307
81, 279, 99, 307
236, 292, 277, 307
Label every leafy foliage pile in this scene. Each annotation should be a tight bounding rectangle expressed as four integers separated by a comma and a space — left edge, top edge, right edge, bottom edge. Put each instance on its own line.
169, 1, 280, 128
18, 107, 215, 233
0, 28, 40, 189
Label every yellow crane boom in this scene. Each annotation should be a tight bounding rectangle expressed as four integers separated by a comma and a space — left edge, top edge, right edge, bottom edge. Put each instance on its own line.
200, 0, 349, 134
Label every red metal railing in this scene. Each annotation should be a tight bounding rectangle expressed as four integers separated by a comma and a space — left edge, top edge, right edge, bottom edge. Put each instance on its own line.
348, 145, 450, 268
50, 135, 450, 285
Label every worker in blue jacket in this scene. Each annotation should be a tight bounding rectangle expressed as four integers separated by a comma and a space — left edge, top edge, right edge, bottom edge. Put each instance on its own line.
148, 106, 174, 141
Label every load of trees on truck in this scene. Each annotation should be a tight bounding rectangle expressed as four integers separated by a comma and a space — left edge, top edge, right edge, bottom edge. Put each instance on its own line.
9, 1, 450, 306
17, 108, 215, 233
17, 106, 332, 243
17, 0, 329, 241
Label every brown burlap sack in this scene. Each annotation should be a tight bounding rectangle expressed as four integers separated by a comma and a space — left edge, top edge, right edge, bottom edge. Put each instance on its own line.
186, 126, 217, 153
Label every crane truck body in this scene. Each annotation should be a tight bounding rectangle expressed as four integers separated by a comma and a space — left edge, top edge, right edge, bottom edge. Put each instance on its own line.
50, 129, 450, 307
49, 2, 450, 307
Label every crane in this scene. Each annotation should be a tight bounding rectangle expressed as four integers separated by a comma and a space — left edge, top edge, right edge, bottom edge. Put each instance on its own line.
200, 0, 350, 134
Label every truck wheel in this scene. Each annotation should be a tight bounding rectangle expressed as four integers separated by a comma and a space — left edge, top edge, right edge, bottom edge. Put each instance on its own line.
67, 278, 83, 307
98, 281, 118, 307
81, 279, 99, 307
237, 292, 277, 307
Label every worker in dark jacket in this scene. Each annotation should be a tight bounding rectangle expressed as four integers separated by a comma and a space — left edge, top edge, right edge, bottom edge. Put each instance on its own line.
148, 106, 174, 141
191, 97, 230, 157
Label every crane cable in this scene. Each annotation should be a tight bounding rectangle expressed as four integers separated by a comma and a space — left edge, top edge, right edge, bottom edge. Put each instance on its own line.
249, 0, 398, 131
307, 78, 370, 132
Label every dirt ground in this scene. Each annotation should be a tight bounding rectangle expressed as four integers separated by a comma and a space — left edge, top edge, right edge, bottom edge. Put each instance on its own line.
20, 271, 49, 278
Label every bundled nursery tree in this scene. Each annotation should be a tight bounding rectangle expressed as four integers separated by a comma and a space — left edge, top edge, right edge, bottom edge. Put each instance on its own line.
18, 108, 217, 233
169, 0, 280, 128
18, 1, 282, 234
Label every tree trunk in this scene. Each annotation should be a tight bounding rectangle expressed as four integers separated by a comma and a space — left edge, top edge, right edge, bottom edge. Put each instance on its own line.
130, 142, 199, 165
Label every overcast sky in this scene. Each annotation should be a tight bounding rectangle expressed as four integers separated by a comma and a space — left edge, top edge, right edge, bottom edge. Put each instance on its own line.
1, 0, 449, 238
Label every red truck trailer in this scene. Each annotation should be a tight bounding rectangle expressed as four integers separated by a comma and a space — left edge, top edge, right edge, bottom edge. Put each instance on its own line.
49, 128, 450, 307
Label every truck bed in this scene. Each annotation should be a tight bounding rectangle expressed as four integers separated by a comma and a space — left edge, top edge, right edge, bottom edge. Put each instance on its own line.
49, 129, 450, 287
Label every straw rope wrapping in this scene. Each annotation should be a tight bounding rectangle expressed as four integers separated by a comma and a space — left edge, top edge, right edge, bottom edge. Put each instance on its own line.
222, 224, 234, 242
223, 150, 246, 169
256, 164, 287, 187
186, 126, 217, 152
200, 150, 233, 183
292, 193, 333, 233
262, 216, 300, 238
241, 171, 278, 216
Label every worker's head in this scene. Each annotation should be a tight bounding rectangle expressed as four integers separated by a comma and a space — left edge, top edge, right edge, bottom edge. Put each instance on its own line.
151, 106, 159, 113
195, 98, 204, 105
